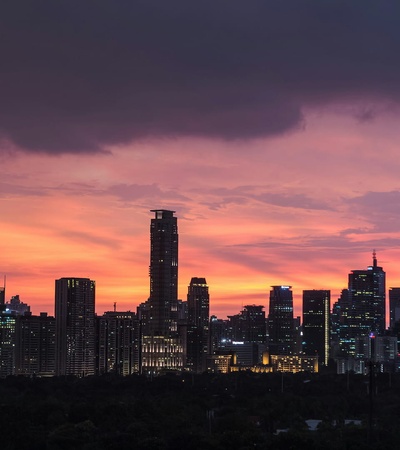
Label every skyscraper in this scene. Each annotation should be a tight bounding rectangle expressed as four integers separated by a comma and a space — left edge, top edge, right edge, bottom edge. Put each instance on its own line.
389, 287, 400, 330
337, 253, 386, 357
348, 252, 386, 337
15, 312, 56, 377
186, 277, 210, 373
302, 290, 330, 366
55, 277, 96, 376
97, 311, 140, 376
0, 276, 5, 311
0, 311, 16, 377
141, 210, 183, 372
268, 286, 294, 355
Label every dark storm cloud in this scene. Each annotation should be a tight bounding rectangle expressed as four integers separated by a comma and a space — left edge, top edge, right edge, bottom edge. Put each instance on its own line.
1, 0, 400, 153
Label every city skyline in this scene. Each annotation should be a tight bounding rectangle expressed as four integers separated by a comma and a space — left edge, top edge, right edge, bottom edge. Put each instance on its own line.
2, 3, 400, 318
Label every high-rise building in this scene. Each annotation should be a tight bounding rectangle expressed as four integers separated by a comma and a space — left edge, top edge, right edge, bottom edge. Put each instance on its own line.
55, 277, 96, 376
209, 315, 229, 354
186, 277, 210, 373
228, 305, 266, 344
97, 310, 140, 376
15, 313, 56, 377
141, 210, 183, 372
302, 290, 330, 366
389, 287, 400, 331
0, 310, 16, 377
5, 295, 30, 316
268, 286, 294, 355
0, 277, 5, 311
336, 253, 386, 358
347, 252, 386, 340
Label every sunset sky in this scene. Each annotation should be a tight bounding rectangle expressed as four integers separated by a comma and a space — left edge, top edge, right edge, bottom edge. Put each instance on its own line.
2, 1, 400, 319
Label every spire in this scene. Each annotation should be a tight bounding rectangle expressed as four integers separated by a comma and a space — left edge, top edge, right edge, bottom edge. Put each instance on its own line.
373, 249, 377, 267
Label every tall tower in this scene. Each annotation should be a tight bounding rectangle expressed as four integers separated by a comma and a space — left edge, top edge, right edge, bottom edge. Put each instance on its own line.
141, 210, 183, 372
149, 209, 178, 335
97, 311, 139, 376
340, 252, 386, 357
348, 252, 386, 336
0, 276, 5, 311
55, 277, 96, 376
389, 287, 400, 330
187, 277, 209, 373
302, 290, 330, 366
268, 286, 294, 355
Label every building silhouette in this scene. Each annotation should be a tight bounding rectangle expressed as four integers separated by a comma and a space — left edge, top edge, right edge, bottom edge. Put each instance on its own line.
348, 252, 385, 337
302, 290, 330, 366
0, 277, 5, 311
0, 311, 16, 377
228, 305, 266, 344
186, 277, 209, 373
268, 286, 294, 355
141, 210, 183, 372
389, 287, 400, 331
5, 295, 30, 316
55, 277, 96, 376
15, 312, 56, 376
97, 310, 139, 375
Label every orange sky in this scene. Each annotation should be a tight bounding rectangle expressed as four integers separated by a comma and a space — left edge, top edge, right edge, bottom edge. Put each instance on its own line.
3, 108, 400, 319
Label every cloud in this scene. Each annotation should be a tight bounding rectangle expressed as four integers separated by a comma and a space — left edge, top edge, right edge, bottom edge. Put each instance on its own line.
1, 1, 400, 153
199, 185, 332, 211
106, 183, 189, 202
346, 190, 400, 232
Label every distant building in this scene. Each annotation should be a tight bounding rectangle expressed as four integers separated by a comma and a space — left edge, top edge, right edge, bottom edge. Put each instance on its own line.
228, 305, 266, 344
5, 295, 30, 316
266, 353, 319, 373
141, 210, 183, 373
97, 310, 140, 375
0, 311, 17, 377
302, 290, 330, 366
206, 353, 234, 374
209, 315, 229, 353
55, 277, 96, 376
15, 313, 56, 376
347, 253, 386, 339
389, 287, 400, 331
186, 277, 209, 373
0, 279, 5, 311
268, 286, 294, 355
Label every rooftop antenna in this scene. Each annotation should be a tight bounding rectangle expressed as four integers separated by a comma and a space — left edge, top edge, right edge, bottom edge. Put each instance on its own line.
373, 249, 377, 267
113, 302, 117, 312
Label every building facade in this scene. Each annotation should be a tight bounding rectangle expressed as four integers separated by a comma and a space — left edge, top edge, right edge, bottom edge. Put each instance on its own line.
302, 290, 330, 366
55, 277, 96, 376
15, 313, 56, 376
141, 210, 183, 372
268, 286, 294, 355
186, 277, 210, 373
97, 311, 139, 375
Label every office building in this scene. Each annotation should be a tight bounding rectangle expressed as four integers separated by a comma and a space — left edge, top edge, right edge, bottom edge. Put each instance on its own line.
228, 305, 266, 344
302, 290, 330, 366
0, 277, 5, 311
348, 252, 385, 336
55, 277, 96, 376
389, 287, 400, 331
268, 286, 294, 355
186, 277, 209, 373
141, 210, 183, 372
5, 295, 30, 316
0, 310, 17, 377
15, 313, 56, 376
97, 310, 139, 375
